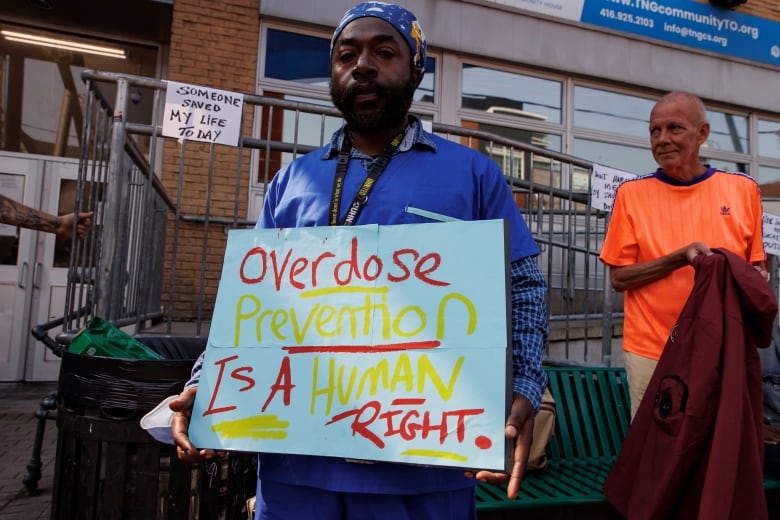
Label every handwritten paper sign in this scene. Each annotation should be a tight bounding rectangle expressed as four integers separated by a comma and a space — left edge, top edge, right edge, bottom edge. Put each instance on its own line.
162, 81, 243, 146
763, 213, 780, 256
590, 163, 637, 212
190, 220, 512, 471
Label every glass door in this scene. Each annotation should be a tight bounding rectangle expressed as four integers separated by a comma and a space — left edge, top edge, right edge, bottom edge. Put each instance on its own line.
25, 158, 82, 381
0, 154, 42, 380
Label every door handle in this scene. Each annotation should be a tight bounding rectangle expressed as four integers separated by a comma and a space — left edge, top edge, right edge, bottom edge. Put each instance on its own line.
33, 262, 43, 289
18, 261, 28, 289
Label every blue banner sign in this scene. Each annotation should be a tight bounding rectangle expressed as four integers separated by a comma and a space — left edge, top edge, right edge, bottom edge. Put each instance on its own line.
490, 0, 780, 68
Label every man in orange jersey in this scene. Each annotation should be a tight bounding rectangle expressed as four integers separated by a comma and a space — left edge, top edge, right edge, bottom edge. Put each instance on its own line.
599, 91, 767, 417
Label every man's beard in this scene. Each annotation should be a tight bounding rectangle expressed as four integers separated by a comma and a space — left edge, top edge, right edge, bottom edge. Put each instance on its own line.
330, 78, 416, 133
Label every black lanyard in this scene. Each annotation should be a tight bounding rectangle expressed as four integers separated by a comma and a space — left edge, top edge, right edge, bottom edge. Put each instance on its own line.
329, 129, 405, 226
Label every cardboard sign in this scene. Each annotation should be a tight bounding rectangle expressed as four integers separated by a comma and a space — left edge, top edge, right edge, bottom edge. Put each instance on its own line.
162, 81, 243, 146
190, 220, 513, 471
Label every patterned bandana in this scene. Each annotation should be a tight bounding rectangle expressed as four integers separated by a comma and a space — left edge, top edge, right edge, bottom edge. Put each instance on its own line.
331, 1, 427, 69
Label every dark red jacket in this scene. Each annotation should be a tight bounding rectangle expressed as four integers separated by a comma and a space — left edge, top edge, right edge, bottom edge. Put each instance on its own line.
604, 248, 777, 520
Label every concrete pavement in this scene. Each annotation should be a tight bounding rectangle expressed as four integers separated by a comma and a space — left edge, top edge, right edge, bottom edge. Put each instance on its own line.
0, 382, 58, 520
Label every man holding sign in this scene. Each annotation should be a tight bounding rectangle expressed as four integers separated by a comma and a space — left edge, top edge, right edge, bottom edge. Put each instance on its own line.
170, 2, 548, 519
599, 91, 767, 418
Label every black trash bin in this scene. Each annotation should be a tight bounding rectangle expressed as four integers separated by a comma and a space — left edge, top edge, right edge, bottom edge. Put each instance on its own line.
51, 336, 258, 520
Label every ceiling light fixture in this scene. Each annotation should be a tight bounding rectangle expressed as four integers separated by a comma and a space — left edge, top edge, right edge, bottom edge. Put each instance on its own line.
1, 29, 126, 59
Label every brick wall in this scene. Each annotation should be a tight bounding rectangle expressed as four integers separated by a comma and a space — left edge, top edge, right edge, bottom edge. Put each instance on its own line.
736, 0, 780, 20
163, 0, 259, 320
695, 0, 780, 19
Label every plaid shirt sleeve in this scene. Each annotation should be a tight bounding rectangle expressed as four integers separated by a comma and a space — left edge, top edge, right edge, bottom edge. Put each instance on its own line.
184, 350, 204, 389
510, 255, 549, 412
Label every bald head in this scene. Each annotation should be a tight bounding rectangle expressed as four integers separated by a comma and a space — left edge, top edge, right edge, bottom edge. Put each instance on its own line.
652, 92, 707, 126
648, 91, 710, 182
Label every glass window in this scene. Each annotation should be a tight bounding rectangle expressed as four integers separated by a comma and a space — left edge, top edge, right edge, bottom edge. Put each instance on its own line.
254, 93, 343, 184
573, 138, 654, 176
705, 109, 749, 154
703, 158, 750, 175
264, 28, 436, 101
461, 64, 561, 124
574, 86, 654, 139
758, 165, 780, 196
759, 119, 780, 160
416, 59, 435, 103
761, 166, 780, 225
0, 26, 157, 158
460, 120, 561, 179
265, 29, 331, 86
459, 120, 573, 209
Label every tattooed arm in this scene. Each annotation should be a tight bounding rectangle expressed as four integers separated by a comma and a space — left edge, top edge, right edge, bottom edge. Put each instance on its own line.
0, 194, 93, 240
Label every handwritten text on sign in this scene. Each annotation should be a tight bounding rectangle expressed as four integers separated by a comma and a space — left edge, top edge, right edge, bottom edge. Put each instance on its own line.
190, 221, 512, 471
763, 213, 780, 256
162, 81, 243, 146
590, 163, 637, 212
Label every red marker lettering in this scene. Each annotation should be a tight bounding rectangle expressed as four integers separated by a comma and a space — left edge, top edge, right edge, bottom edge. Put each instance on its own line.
261, 356, 295, 412
204, 355, 241, 416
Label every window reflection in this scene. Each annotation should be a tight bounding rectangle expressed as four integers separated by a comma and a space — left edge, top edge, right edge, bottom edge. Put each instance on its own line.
705, 110, 748, 154
461, 64, 561, 123
573, 138, 653, 176
703, 159, 749, 175
461, 120, 560, 179
265, 29, 330, 86
460, 120, 569, 209
761, 166, 780, 221
759, 165, 780, 197
416, 62, 435, 103
759, 119, 780, 160
255, 93, 343, 185
574, 86, 654, 139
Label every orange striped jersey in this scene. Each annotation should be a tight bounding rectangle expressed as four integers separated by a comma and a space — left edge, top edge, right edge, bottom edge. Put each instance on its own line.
599, 168, 765, 360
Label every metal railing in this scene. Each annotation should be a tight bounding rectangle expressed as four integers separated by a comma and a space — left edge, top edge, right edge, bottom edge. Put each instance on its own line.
63, 70, 619, 366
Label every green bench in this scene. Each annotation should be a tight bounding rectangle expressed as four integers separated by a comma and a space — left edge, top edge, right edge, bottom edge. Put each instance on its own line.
475, 365, 780, 514
476, 365, 630, 512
